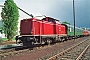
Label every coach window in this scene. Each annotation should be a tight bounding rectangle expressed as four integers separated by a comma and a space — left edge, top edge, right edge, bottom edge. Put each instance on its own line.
70, 28, 72, 32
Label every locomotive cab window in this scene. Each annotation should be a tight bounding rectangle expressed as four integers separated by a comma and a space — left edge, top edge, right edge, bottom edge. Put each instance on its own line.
42, 18, 46, 21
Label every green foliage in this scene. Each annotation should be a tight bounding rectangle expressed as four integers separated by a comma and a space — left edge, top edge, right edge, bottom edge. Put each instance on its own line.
62, 21, 70, 25
1, 0, 19, 40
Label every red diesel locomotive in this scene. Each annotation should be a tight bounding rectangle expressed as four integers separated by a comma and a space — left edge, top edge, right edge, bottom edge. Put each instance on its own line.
16, 16, 67, 47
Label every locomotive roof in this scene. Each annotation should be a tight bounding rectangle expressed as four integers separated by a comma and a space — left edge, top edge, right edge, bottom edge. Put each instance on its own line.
21, 16, 61, 23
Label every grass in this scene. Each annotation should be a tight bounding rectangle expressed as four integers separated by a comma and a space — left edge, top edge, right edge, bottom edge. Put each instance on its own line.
2, 38, 8, 41
1, 38, 15, 42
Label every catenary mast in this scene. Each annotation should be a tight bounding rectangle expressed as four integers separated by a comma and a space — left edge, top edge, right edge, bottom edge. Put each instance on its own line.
73, 0, 76, 39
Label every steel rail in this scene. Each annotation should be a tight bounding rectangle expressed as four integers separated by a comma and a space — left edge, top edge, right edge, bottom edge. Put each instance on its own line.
47, 38, 89, 60
76, 44, 90, 60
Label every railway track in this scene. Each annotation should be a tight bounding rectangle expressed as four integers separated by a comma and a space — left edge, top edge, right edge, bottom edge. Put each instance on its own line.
0, 41, 57, 60
81, 44, 90, 60
46, 37, 90, 60
0, 46, 30, 60
0, 45, 47, 60
76, 44, 90, 60
0, 37, 89, 60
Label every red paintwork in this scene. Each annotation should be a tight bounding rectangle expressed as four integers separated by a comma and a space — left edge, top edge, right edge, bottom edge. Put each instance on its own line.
20, 17, 67, 36
20, 19, 32, 35
84, 30, 89, 36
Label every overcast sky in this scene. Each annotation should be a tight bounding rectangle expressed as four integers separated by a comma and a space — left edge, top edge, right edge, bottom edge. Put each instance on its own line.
0, 0, 90, 28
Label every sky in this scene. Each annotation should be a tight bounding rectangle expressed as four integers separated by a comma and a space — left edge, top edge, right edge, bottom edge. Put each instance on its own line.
0, 0, 90, 28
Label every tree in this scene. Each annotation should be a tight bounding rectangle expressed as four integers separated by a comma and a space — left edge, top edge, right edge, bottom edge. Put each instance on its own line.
1, 0, 19, 41
62, 21, 71, 25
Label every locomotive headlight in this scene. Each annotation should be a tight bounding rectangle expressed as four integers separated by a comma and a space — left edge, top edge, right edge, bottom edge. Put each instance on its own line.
31, 29, 33, 34
31, 31, 32, 34
19, 31, 21, 35
31, 31, 33, 34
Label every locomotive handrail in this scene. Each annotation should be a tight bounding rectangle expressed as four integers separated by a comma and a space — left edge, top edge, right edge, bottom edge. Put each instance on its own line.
34, 15, 47, 20
35, 15, 46, 18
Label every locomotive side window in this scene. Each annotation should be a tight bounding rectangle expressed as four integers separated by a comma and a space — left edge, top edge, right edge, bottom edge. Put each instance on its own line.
48, 19, 54, 23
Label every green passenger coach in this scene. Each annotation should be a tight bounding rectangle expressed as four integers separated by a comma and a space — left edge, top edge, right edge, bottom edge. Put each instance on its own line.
66, 24, 84, 37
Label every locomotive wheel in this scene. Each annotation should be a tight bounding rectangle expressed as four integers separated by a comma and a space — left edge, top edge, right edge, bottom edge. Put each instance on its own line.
22, 37, 34, 48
